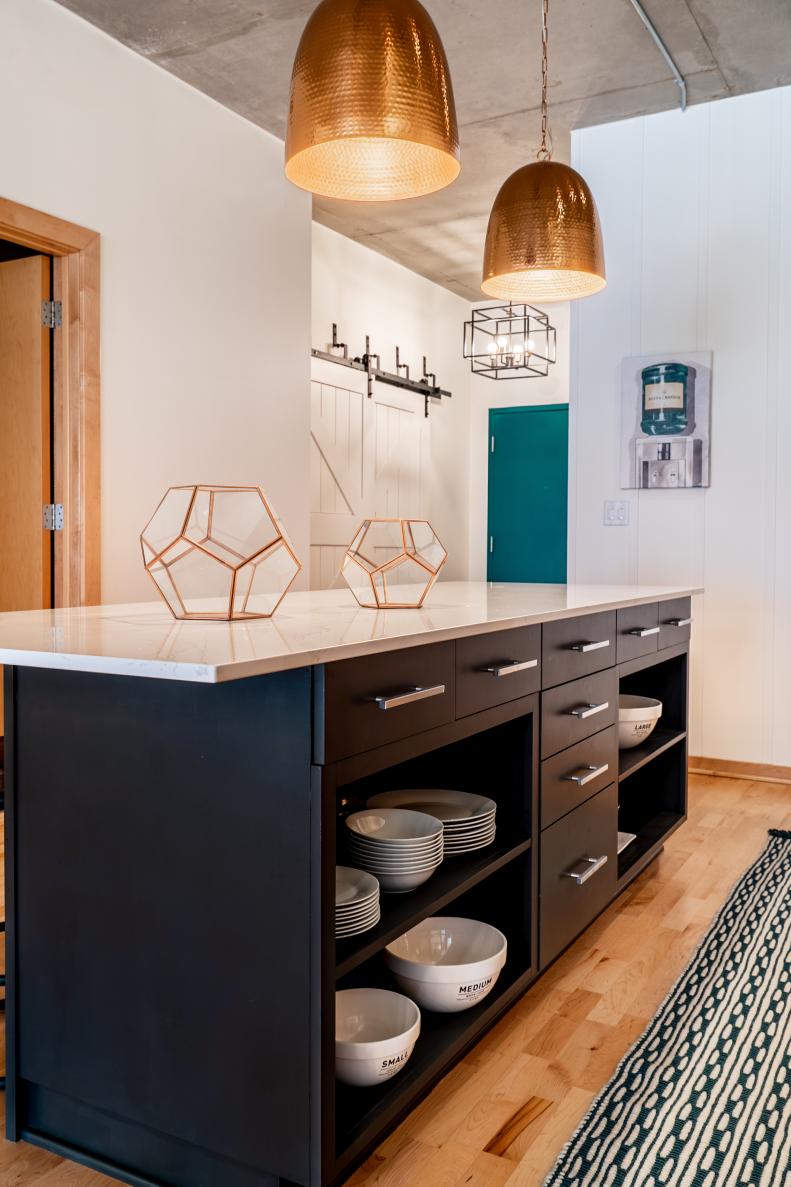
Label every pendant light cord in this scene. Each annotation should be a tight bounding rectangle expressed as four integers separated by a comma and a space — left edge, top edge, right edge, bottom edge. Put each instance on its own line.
537, 0, 553, 161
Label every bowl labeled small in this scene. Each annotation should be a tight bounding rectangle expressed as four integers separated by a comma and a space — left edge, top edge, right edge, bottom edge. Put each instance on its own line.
335, 988, 421, 1086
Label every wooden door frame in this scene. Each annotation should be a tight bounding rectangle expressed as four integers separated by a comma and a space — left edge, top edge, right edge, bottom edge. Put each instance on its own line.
0, 196, 100, 606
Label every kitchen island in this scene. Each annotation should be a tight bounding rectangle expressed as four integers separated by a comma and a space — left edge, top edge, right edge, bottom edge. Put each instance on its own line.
0, 582, 699, 1187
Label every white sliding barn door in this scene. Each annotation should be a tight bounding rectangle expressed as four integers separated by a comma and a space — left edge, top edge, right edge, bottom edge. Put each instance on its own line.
310, 355, 429, 589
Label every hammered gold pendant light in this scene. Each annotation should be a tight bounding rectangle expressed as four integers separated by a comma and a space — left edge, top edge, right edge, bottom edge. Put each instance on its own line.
482, 0, 605, 301
285, 0, 460, 202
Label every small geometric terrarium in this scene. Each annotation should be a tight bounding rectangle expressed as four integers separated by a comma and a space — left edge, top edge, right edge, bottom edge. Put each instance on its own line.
341, 518, 447, 609
463, 303, 556, 379
141, 485, 301, 620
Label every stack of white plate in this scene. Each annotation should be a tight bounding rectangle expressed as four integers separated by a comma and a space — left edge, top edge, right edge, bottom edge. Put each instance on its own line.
335, 866, 380, 938
367, 789, 497, 855
345, 809, 444, 893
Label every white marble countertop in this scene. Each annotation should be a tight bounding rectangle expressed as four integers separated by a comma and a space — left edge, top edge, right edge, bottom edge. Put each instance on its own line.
0, 582, 701, 684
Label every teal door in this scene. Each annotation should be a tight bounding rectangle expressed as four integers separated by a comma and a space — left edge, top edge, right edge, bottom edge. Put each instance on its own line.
487, 405, 569, 582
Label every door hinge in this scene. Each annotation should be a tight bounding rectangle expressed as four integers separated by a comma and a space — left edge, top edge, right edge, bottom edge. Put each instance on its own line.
43, 503, 64, 531
41, 300, 62, 329
489, 535, 495, 554
490, 435, 495, 453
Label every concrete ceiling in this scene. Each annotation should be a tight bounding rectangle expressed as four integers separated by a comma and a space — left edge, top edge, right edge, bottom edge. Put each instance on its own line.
56, 0, 791, 299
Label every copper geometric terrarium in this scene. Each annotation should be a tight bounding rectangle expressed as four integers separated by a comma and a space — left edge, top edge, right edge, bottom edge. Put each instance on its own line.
141, 485, 301, 621
341, 518, 447, 609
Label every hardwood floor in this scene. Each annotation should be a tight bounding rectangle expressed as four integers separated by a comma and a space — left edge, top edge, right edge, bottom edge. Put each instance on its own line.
1, 773, 788, 1187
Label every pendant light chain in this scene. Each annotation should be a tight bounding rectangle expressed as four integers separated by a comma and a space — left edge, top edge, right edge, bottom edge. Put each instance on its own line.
537, 0, 553, 161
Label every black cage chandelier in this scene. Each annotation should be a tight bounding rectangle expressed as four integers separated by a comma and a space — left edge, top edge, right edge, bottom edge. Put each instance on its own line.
463, 303, 556, 380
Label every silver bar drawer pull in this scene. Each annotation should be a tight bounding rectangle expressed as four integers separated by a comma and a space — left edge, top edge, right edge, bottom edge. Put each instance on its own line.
564, 762, 609, 786
569, 701, 609, 719
563, 855, 608, 885
628, 626, 660, 638
373, 684, 445, 711
482, 659, 538, 678
569, 639, 610, 653
666, 616, 693, 627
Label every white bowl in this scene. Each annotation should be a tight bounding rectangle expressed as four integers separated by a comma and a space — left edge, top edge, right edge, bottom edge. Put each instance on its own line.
618, 694, 663, 749
346, 845, 444, 864
384, 917, 507, 1012
335, 988, 420, 1086
376, 867, 440, 893
349, 855, 443, 873
349, 837, 444, 856
346, 809, 443, 844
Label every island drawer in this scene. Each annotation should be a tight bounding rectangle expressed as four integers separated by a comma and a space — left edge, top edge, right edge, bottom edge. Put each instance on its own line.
541, 611, 616, 688
540, 667, 617, 757
540, 782, 617, 968
314, 641, 454, 763
455, 625, 541, 718
541, 725, 618, 829
658, 597, 692, 650
616, 602, 660, 663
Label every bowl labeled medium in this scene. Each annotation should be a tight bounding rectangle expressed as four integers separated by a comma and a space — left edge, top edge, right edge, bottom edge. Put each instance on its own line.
384, 916, 507, 1013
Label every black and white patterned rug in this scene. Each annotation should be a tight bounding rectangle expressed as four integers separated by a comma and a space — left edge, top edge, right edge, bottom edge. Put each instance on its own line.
544, 829, 791, 1187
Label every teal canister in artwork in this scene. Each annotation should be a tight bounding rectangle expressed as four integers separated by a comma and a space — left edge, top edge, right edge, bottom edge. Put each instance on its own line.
640, 362, 694, 435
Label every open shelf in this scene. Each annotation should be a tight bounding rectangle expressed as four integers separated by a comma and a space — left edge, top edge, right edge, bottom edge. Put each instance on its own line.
617, 809, 684, 887
616, 647, 688, 890
617, 734, 687, 887
334, 848, 535, 1171
336, 837, 531, 978
334, 942, 535, 1174
334, 712, 537, 978
618, 728, 686, 782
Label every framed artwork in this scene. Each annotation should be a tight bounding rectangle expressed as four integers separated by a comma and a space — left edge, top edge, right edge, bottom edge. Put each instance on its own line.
620, 351, 712, 489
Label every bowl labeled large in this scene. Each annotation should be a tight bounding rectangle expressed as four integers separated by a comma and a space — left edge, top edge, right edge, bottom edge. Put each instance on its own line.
618, 694, 662, 749
335, 988, 420, 1086
385, 917, 507, 1013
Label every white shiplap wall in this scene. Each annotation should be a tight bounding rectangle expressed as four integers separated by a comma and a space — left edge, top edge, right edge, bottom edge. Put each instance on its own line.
309, 357, 429, 589
570, 87, 791, 766
311, 222, 471, 583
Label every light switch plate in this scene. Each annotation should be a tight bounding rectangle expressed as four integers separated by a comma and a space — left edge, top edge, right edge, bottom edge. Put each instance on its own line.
604, 500, 630, 526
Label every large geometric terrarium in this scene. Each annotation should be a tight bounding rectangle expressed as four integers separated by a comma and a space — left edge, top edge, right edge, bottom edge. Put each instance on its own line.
463, 303, 556, 379
141, 485, 301, 620
341, 518, 447, 609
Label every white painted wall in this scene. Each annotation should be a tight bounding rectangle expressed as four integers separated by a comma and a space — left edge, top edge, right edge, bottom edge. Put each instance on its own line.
570, 88, 791, 765
312, 230, 574, 585
467, 304, 570, 579
312, 222, 471, 579
0, 0, 311, 604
